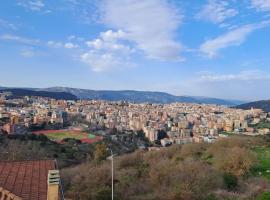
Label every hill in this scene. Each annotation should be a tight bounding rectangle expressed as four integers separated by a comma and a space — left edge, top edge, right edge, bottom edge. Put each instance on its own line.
0, 88, 77, 100
235, 100, 270, 112
62, 136, 270, 200
39, 87, 244, 106
0, 86, 245, 105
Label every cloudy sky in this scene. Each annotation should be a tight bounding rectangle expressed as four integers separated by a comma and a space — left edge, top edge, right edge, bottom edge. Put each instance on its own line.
0, 0, 270, 101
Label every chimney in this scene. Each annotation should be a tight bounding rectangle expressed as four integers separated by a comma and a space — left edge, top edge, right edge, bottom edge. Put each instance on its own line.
47, 170, 60, 200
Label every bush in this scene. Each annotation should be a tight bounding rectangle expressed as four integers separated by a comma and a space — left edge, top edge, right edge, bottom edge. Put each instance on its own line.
117, 151, 143, 169
179, 143, 207, 159
223, 173, 238, 191
213, 146, 256, 176
257, 191, 270, 200
95, 188, 120, 200
205, 194, 218, 200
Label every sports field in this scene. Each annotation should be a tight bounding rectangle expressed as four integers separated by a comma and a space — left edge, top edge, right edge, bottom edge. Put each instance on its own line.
33, 129, 103, 144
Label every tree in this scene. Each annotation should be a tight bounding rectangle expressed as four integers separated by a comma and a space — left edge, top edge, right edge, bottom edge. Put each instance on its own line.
157, 130, 167, 140
213, 146, 256, 176
94, 143, 108, 163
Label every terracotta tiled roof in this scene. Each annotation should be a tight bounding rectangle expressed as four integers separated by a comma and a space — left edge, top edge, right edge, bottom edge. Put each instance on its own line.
0, 160, 57, 200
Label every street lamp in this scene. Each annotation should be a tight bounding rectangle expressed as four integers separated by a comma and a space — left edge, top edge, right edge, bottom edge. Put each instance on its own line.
107, 148, 114, 200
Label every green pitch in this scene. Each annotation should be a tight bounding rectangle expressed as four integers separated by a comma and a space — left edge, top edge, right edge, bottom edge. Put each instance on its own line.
46, 131, 85, 141
88, 134, 96, 139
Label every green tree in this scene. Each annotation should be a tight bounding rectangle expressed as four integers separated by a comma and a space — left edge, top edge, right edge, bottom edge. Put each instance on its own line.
94, 143, 108, 163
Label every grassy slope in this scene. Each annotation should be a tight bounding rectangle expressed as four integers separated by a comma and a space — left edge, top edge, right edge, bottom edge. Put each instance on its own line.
252, 146, 270, 180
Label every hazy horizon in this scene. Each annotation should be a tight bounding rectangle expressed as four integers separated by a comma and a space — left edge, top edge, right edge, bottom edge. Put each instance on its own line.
0, 84, 264, 102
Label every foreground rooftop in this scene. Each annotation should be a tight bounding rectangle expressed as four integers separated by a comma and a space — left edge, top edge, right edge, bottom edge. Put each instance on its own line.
0, 159, 63, 200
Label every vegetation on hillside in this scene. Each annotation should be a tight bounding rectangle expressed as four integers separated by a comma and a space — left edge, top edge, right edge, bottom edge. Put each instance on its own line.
0, 134, 94, 168
0, 88, 77, 100
236, 100, 270, 112
0, 133, 139, 168
250, 120, 270, 130
2, 132, 270, 199
61, 136, 270, 200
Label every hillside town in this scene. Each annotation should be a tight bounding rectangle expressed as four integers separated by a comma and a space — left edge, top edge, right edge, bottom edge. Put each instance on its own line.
1, 92, 269, 147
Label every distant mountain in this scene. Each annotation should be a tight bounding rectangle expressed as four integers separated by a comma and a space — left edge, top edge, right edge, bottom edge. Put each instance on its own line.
0, 86, 245, 105
235, 100, 270, 112
36, 87, 244, 106
0, 88, 77, 100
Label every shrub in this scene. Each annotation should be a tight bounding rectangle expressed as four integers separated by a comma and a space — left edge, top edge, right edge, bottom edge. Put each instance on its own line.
223, 173, 238, 191
213, 146, 256, 176
257, 191, 270, 200
95, 188, 120, 200
205, 194, 218, 200
117, 150, 143, 169
179, 143, 207, 159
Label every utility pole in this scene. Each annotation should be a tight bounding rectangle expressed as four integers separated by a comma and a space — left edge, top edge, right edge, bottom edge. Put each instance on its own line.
107, 148, 114, 200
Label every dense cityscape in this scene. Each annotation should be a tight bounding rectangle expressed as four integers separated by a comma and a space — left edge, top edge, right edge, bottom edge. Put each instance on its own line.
1, 91, 269, 147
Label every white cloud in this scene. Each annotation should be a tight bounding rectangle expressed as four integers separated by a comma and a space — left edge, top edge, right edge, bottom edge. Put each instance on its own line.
47, 41, 78, 49
98, 0, 183, 61
0, 34, 39, 45
0, 19, 17, 30
87, 39, 133, 53
86, 31, 134, 54
81, 51, 135, 72
82, 30, 135, 72
100, 29, 126, 41
17, 0, 45, 11
199, 21, 270, 57
67, 35, 85, 42
86, 39, 103, 49
251, 0, 270, 12
199, 70, 270, 82
47, 41, 63, 48
20, 49, 35, 58
196, 0, 238, 24
64, 42, 78, 49
81, 0, 183, 72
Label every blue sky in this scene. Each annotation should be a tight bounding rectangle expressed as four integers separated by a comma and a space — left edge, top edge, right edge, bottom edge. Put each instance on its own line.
0, 0, 270, 101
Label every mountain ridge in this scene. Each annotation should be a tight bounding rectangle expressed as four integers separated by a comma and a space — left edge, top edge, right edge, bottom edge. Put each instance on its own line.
0, 88, 77, 100
235, 100, 270, 112
39, 86, 245, 106
0, 86, 246, 106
